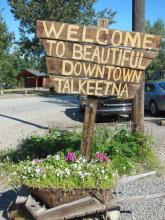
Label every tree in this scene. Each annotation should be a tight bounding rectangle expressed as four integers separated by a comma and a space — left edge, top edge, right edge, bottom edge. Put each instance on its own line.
0, 12, 13, 55
0, 13, 38, 87
0, 13, 15, 87
7, 0, 116, 67
145, 19, 165, 80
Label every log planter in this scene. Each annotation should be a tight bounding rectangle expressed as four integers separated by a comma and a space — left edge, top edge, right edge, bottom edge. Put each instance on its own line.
26, 186, 113, 208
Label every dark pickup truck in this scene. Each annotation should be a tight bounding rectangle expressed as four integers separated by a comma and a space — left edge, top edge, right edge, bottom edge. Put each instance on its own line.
78, 96, 132, 117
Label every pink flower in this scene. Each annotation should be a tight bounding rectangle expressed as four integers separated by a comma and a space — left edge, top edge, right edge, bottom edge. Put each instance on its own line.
65, 152, 76, 162
96, 152, 110, 162
35, 167, 44, 174
33, 159, 43, 163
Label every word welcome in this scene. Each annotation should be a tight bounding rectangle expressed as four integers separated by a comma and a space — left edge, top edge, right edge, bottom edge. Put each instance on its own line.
37, 20, 161, 50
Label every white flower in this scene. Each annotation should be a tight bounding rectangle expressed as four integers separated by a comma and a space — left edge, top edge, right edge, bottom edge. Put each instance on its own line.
54, 154, 60, 160
65, 168, 70, 176
6, 156, 10, 161
102, 170, 105, 174
78, 171, 90, 179
73, 164, 78, 169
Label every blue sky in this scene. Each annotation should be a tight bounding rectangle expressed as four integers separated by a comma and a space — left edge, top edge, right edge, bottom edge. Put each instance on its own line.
0, 0, 165, 41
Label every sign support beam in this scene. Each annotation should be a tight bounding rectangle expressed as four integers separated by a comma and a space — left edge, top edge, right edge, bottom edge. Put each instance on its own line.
80, 18, 109, 160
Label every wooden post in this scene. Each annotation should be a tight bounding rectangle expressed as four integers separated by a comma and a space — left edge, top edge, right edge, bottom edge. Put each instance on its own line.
132, 0, 145, 132
80, 18, 109, 159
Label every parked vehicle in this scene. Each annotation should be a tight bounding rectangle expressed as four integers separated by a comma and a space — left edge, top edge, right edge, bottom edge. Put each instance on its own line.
78, 96, 132, 117
145, 81, 165, 115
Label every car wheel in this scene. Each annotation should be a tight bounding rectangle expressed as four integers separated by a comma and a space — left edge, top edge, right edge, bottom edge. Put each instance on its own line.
150, 101, 159, 116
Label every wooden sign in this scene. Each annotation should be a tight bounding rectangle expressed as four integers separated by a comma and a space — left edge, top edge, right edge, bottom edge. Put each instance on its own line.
47, 58, 143, 84
50, 76, 140, 99
43, 40, 158, 70
37, 20, 161, 99
37, 20, 161, 50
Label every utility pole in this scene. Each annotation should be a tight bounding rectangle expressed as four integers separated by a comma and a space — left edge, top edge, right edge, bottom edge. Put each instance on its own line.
132, 0, 145, 131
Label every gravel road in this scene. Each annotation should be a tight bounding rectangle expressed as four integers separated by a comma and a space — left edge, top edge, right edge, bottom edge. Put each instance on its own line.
116, 175, 165, 220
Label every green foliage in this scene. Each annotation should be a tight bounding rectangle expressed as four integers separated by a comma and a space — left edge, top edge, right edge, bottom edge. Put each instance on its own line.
0, 12, 39, 87
11, 153, 114, 189
0, 129, 82, 163
0, 128, 159, 177
0, 12, 14, 55
7, 0, 116, 65
112, 156, 134, 174
145, 19, 165, 79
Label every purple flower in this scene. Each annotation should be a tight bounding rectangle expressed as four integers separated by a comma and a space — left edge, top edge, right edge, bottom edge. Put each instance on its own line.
32, 159, 44, 164
65, 152, 76, 162
96, 152, 110, 162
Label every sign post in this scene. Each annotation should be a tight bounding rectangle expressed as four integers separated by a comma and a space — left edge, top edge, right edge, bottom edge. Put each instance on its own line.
80, 18, 109, 159
37, 18, 161, 159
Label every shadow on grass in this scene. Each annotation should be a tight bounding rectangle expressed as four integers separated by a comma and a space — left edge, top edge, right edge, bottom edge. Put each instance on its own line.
0, 129, 82, 163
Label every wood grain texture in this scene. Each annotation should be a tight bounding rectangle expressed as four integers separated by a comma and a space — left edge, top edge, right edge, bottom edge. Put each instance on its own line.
46, 57, 144, 83
80, 19, 109, 159
80, 98, 97, 159
43, 40, 158, 70
37, 20, 161, 50
37, 197, 106, 220
50, 76, 140, 99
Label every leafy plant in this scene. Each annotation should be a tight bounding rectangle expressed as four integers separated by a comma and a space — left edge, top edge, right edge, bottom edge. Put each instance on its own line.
12, 152, 115, 189
0, 128, 160, 180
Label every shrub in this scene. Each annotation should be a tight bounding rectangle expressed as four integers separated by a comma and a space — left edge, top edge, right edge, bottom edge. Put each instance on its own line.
12, 152, 115, 189
0, 128, 159, 178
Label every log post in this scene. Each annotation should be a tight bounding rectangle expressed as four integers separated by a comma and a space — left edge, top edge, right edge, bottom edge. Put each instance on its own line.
132, 0, 145, 132
80, 18, 109, 159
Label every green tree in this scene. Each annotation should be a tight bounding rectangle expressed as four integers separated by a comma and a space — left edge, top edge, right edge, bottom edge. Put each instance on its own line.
7, 0, 116, 67
0, 12, 13, 54
0, 13, 15, 87
0, 13, 38, 87
145, 19, 165, 80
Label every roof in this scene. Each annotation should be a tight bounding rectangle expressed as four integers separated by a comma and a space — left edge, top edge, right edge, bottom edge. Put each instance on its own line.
25, 69, 48, 77
17, 69, 48, 78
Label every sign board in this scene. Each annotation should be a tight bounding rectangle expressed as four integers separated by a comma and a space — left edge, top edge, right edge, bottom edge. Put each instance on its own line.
37, 20, 161, 99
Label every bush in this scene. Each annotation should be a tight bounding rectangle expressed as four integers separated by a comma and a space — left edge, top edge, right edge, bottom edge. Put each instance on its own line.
11, 152, 115, 189
0, 128, 159, 178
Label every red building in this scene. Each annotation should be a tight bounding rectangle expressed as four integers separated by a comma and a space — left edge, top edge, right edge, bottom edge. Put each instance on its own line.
17, 69, 50, 88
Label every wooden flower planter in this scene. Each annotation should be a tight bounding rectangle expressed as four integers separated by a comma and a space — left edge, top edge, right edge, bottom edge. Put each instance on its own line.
27, 186, 113, 208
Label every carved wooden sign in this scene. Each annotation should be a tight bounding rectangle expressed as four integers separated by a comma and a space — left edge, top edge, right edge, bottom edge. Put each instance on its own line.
37, 20, 161, 99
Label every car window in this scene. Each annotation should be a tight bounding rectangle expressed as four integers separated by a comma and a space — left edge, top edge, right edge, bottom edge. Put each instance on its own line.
159, 83, 165, 90
145, 84, 155, 92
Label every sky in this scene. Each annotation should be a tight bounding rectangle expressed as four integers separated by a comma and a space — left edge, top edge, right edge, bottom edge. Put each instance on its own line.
0, 0, 165, 41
